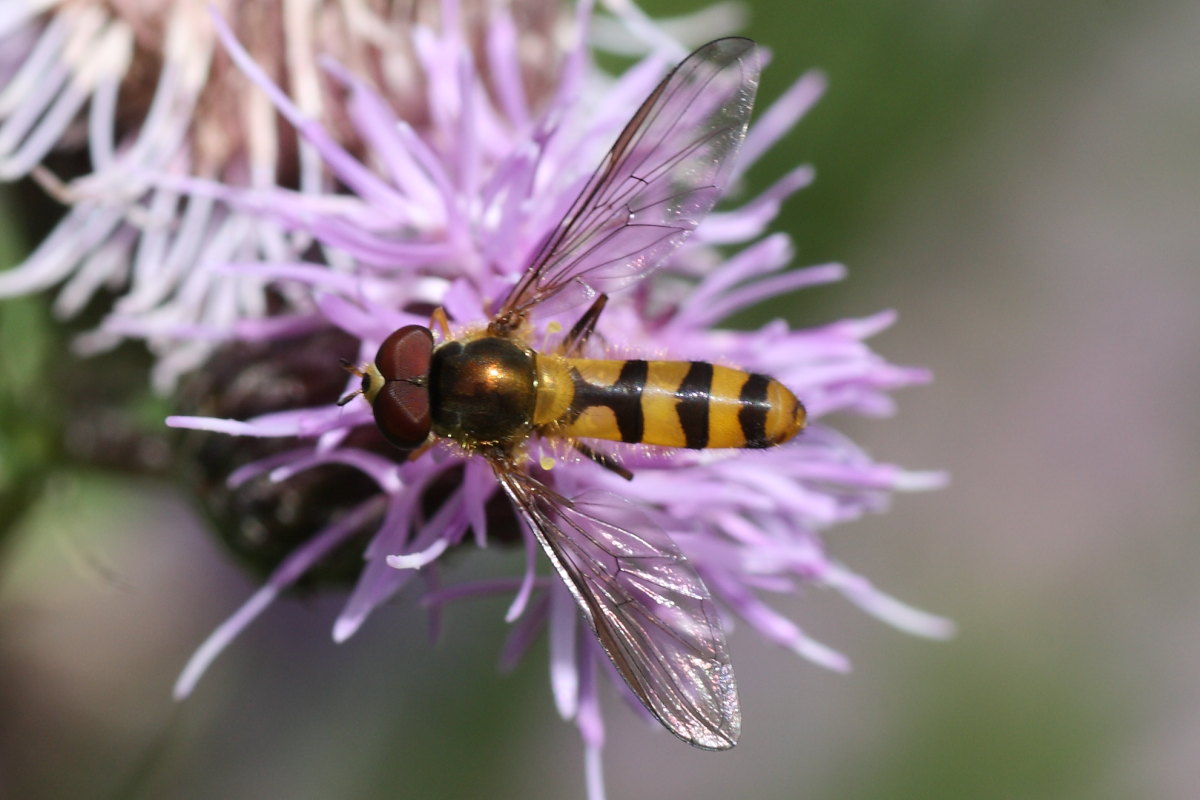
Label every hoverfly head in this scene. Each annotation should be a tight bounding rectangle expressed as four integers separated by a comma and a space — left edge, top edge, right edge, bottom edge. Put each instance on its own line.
368, 325, 435, 449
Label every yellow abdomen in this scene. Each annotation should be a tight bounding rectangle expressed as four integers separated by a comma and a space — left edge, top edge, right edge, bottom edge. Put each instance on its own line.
533, 357, 805, 449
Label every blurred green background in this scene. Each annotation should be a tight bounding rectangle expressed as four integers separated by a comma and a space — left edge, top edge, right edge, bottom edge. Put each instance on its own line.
3, 0, 1198, 798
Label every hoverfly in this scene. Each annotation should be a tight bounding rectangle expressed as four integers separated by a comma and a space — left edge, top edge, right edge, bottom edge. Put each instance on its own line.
342, 38, 804, 750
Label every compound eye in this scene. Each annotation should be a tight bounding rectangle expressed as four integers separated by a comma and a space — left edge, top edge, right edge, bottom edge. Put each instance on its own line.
376, 325, 433, 382
373, 381, 431, 449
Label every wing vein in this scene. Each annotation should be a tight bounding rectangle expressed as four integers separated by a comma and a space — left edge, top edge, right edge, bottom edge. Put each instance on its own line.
492, 38, 760, 330
490, 462, 741, 749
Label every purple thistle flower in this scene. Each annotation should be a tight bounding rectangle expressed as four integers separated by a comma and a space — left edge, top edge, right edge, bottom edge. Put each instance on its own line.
0, 0, 567, 389
6, 2, 950, 798
159, 5, 951, 797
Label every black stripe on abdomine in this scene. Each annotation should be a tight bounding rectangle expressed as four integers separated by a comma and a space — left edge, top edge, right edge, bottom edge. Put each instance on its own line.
568, 360, 648, 443
611, 360, 648, 442
738, 373, 773, 448
676, 361, 713, 449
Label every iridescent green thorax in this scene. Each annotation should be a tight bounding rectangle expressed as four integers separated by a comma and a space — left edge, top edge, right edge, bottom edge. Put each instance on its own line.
429, 336, 538, 447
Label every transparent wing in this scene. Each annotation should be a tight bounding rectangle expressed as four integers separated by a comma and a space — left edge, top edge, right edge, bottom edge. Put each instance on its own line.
494, 37, 760, 327
492, 462, 740, 749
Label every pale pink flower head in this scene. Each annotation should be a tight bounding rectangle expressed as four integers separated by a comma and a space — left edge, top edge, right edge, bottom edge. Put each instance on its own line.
0, 0, 565, 388
160, 4, 951, 798
4, 2, 951, 798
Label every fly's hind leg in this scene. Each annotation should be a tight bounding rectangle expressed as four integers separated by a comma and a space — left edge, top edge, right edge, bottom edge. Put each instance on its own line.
572, 441, 634, 481
561, 294, 608, 356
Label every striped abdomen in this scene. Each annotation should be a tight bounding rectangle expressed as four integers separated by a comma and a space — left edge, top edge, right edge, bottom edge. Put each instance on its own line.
533, 357, 806, 449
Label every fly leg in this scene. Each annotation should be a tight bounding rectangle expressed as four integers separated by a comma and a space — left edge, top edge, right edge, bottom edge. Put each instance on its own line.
429, 307, 452, 341
561, 294, 608, 356
405, 437, 436, 462
572, 440, 634, 481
